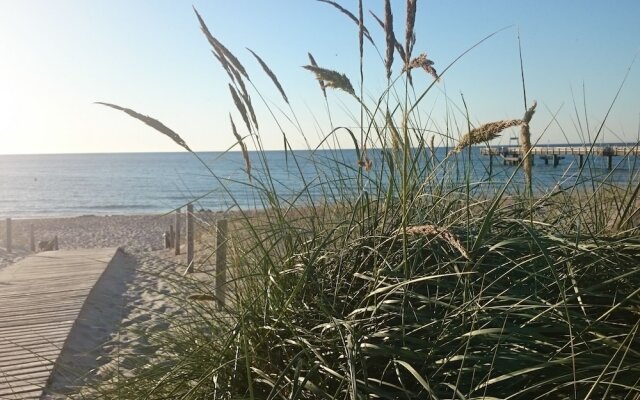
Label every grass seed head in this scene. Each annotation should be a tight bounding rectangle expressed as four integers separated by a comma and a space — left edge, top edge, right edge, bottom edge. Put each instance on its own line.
453, 119, 523, 153
405, 53, 439, 81
229, 114, 251, 179
303, 65, 355, 96
96, 103, 192, 152
247, 48, 289, 104
520, 101, 537, 187
384, 0, 395, 80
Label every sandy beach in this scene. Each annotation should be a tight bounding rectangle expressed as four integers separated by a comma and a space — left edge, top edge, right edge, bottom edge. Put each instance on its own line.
0, 214, 221, 398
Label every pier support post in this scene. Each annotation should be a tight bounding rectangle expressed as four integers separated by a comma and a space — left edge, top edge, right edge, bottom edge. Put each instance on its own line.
29, 224, 35, 252
186, 204, 194, 272
174, 208, 181, 255
5, 218, 11, 253
215, 218, 228, 309
553, 154, 559, 167
579, 154, 584, 168
608, 155, 613, 170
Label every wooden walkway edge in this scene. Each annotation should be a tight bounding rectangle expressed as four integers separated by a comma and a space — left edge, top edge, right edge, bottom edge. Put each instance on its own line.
0, 247, 120, 399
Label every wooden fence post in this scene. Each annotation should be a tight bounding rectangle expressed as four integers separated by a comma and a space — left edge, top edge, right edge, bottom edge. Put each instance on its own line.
215, 218, 228, 309
185, 204, 195, 272
174, 208, 181, 255
29, 224, 35, 252
169, 224, 175, 248
5, 218, 11, 254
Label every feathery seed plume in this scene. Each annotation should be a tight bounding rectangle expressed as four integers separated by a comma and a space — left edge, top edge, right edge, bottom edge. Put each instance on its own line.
401, 224, 470, 260
194, 8, 249, 79
520, 101, 537, 187
303, 65, 355, 96
358, 0, 364, 62
405, 0, 417, 63
247, 48, 289, 104
370, 10, 406, 66
228, 84, 252, 133
404, 53, 439, 81
96, 103, 192, 152
384, 0, 394, 80
230, 114, 251, 179
453, 119, 523, 153
386, 111, 402, 151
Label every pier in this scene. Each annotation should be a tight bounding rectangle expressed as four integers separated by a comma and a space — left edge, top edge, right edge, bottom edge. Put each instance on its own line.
480, 145, 640, 169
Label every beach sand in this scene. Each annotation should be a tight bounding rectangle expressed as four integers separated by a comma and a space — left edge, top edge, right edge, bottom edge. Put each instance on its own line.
0, 214, 222, 398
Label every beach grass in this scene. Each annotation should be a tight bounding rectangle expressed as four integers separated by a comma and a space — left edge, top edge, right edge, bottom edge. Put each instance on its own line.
90, 1, 640, 399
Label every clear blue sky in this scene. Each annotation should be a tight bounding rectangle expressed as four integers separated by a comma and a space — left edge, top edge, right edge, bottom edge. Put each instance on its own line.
1, 0, 639, 154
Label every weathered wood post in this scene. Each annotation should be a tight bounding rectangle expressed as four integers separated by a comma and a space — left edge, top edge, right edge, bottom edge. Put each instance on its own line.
608, 155, 613, 171
29, 224, 35, 252
5, 218, 12, 253
215, 218, 228, 309
186, 204, 195, 272
169, 224, 175, 248
579, 154, 584, 168
553, 154, 559, 167
163, 231, 171, 249
53, 235, 59, 250
174, 208, 181, 255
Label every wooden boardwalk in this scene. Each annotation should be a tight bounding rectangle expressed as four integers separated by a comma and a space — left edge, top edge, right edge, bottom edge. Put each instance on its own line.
0, 248, 120, 399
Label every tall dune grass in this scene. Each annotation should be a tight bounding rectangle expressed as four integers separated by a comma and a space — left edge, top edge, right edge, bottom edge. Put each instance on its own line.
93, 1, 639, 399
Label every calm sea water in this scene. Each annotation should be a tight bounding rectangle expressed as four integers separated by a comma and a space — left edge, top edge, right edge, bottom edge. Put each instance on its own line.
0, 148, 637, 218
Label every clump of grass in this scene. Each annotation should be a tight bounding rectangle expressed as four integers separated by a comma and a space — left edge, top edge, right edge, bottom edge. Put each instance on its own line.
93, 2, 640, 400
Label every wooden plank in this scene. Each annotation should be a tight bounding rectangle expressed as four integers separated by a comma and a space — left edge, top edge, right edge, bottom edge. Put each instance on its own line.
0, 247, 119, 399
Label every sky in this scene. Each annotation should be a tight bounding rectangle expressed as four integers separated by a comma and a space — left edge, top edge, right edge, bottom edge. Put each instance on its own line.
0, 0, 639, 155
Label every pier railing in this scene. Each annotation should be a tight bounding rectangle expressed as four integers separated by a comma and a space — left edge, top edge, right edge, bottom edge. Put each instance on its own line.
480, 145, 640, 157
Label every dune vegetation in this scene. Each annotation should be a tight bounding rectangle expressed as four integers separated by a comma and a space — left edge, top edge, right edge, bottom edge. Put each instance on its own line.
93, 1, 640, 399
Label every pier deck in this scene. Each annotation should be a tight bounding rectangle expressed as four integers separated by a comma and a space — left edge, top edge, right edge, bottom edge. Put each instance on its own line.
0, 248, 119, 399
480, 145, 640, 168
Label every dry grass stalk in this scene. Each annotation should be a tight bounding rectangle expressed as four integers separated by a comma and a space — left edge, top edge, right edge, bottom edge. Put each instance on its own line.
520, 100, 537, 187
230, 114, 251, 178
194, 8, 248, 79
303, 65, 355, 96
96, 103, 192, 152
404, 53, 439, 81
384, 0, 394, 80
401, 224, 470, 260
188, 294, 217, 302
387, 111, 402, 151
307, 53, 327, 98
453, 119, 523, 153
317, 0, 373, 44
228, 84, 252, 133
370, 10, 407, 64
247, 48, 289, 104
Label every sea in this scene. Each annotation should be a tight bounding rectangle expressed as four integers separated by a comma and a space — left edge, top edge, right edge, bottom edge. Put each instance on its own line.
0, 148, 638, 218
